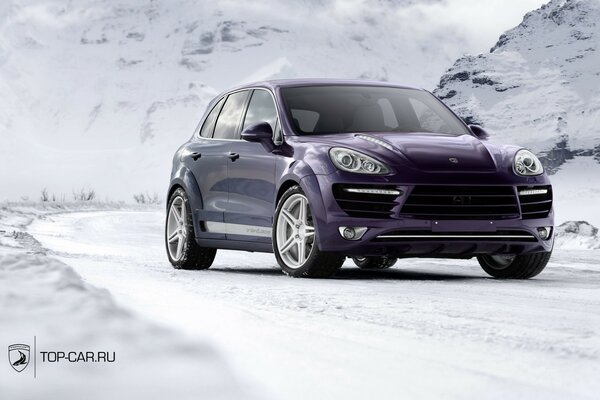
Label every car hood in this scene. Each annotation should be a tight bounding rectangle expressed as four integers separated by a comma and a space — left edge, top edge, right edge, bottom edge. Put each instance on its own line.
374, 132, 497, 172
294, 132, 499, 173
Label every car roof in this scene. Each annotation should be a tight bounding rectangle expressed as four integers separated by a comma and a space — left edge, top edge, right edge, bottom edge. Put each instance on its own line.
223, 79, 423, 94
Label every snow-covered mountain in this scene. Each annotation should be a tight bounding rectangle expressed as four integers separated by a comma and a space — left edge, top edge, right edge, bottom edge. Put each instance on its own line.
435, 0, 600, 174
3, 0, 540, 200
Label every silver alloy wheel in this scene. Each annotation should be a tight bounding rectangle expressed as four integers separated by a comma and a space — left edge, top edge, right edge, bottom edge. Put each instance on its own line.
276, 193, 315, 269
489, 254, 516, 269
166, 196, 187, 261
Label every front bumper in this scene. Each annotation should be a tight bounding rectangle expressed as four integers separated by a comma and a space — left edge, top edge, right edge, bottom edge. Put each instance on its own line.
303, 172, 554, 258
316, 215, 554, 257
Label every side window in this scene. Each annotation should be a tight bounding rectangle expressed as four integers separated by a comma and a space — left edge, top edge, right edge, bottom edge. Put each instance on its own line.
242, 90, 278, 134
199, 97, 225, 138
213, 91, 249, 140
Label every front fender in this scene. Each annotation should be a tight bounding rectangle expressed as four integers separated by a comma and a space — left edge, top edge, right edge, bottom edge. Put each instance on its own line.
278, 158, 317, 183
274, 156, 331, 249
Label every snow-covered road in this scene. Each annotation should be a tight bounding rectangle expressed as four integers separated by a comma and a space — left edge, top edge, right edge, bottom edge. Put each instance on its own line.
29, 210, 600, 399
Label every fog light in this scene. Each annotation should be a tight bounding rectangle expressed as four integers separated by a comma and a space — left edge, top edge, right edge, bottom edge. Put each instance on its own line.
537, 226, 552, 240
343, 228, 355, 239
338, 226, 368, 241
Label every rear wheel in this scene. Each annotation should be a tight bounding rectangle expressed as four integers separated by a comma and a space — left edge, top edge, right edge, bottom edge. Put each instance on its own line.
352, 256, 397, 270
273, 186, 345, 278
166, 188, 216, 270
477, 251, 551, 279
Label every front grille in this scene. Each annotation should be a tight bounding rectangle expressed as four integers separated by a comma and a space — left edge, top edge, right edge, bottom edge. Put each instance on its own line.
332, 184, 399, 219
374, 230, 537, 242
518, 185, 552, 219
400, 186, 519, 220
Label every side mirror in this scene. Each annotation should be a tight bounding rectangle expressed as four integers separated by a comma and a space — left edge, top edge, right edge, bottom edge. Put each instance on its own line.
241, 122, 276, 152
468, 124, 490, 140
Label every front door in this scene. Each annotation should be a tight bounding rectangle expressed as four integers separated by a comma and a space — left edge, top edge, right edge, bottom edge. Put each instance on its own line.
225, 89, 278, 242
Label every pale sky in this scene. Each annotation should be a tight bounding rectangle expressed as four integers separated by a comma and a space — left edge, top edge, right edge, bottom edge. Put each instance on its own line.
417, 0, 549, 53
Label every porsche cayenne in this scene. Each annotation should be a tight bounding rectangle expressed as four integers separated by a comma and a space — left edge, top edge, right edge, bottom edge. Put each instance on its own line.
165, 79, 553, 278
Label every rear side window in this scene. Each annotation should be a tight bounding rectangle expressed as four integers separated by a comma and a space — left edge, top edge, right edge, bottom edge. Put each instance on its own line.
199, 97, 225, 138
242, 90, 278, 133
213, 91, 249, 140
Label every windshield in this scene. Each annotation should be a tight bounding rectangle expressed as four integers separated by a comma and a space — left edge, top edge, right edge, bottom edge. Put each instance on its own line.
281, 85, 470, 136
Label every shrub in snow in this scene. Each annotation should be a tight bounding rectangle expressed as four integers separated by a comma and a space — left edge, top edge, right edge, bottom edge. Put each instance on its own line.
133, 192, 161, 205
40, 188, 49, 202
72, 188, 96, 201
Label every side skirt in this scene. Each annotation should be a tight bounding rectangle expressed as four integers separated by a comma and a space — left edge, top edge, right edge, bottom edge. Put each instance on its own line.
195, 238, 274, 253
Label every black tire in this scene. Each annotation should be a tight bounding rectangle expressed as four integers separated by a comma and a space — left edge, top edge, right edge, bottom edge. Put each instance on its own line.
352, 256, 397, 270
273, 186, 345, 278
166, 188, 216, 270
477, 251, 552, 279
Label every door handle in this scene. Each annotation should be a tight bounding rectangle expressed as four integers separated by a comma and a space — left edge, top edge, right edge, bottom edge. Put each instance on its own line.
190, 152, 201, 161
228, 152, 240, 162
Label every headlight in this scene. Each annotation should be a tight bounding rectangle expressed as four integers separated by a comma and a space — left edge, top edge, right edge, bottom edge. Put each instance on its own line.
329, 147, 390, 174
513, 149, 544, 176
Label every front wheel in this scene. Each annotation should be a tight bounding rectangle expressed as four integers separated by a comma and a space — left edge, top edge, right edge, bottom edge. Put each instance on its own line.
166, 188, 216, 270
477, 251, 552, 279
273, 186, 345, 278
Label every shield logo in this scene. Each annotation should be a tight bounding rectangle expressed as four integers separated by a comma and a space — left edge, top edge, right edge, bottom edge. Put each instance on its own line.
8, 344, 30, 372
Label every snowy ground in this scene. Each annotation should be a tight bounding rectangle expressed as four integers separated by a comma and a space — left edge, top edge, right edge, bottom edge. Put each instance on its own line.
10, 207, 598, 399
0, 204, 257, 400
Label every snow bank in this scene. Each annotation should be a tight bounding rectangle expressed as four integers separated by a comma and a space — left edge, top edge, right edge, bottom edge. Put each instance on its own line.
0, 204, 257, 400
0, 201, 160, 230
554, 220, 600, 250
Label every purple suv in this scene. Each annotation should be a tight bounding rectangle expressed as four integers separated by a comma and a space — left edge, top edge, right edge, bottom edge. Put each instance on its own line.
166, 79, 553, 279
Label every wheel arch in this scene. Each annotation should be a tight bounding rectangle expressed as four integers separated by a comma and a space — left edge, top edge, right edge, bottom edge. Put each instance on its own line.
167, 184, 183, 206
275, 173, 328, 251
167, 167, 204, 230
276, 179, 300, 204
275, 157, 320, 204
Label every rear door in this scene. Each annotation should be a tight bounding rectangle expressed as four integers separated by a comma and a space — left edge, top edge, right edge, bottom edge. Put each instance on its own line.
225, 89, 278, 242
184, 96, 229, 239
